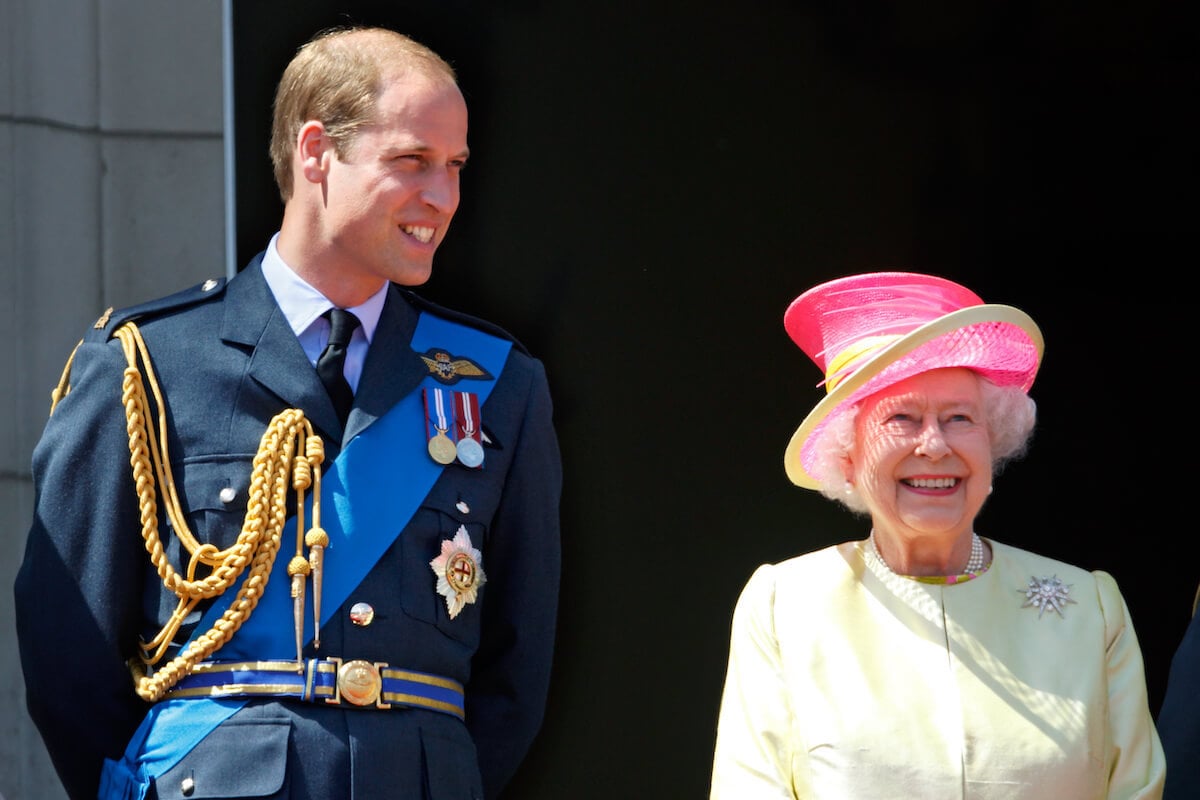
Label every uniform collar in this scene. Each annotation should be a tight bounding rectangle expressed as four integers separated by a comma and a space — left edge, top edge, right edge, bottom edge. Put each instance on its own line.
261, 232, 386, 343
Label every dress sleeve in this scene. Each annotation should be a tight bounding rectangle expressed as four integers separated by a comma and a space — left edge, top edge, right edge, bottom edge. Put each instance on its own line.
1095, 570, 1167, 799
464, 357, 562, 799
710, 564, 799, 799
13, 337, 149, 800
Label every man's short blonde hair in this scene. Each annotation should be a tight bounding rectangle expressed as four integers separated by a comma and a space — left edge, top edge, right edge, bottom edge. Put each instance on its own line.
269, 26, 458, 202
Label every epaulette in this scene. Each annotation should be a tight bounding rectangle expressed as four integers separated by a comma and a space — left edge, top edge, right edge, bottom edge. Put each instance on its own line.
397, 286, 531, 357
85, 276, 228, 342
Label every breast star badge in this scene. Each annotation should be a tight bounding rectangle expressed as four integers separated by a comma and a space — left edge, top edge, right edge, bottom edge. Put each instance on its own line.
430, 526, 486, 619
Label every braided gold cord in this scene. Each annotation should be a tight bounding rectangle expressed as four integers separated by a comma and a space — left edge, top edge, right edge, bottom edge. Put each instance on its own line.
48, 339, 82, 414
107, 322, 325, 702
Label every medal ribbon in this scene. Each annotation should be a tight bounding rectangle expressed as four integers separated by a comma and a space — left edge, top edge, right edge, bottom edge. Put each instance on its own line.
424, 387, 457, 444
455, 391, 483, 468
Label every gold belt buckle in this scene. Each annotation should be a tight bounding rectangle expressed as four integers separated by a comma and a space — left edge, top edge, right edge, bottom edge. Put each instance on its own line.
331, 659, 391, 708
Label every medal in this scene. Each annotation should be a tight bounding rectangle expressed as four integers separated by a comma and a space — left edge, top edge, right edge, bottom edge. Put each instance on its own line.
428, 432, 457, 464
423, 388, 459, 465
456, 437, 484, 468
455, 391, 485, 468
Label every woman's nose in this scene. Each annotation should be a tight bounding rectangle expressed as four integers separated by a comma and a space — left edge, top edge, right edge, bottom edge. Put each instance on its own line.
914, 422, 950, 459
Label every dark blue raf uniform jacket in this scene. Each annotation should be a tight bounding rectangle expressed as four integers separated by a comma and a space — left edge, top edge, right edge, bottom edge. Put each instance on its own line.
14, 256, 562, 800
1159, 601, 1200, 799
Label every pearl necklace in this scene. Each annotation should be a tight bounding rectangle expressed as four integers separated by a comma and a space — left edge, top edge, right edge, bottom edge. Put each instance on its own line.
964, 533, 986, 574
869, 531, 987, 577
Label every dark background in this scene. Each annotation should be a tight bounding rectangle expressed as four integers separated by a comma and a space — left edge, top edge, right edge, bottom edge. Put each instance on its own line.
234, 3, 1197, 796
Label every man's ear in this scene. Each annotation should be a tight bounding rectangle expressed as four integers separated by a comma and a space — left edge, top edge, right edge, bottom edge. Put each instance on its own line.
297, 120, 331, 185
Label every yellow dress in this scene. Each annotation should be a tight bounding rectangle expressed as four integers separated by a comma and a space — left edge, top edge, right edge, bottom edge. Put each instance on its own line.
710, 539, 1165, 799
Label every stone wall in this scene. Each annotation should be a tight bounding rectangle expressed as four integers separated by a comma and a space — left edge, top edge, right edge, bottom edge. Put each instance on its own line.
0, 3, 225, 797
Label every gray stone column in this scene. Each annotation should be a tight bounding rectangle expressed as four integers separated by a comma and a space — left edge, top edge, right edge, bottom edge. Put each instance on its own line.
1, 3, 225, 798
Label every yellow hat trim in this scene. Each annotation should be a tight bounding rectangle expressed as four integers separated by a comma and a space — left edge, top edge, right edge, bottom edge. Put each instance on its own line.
825, 335, 901, 392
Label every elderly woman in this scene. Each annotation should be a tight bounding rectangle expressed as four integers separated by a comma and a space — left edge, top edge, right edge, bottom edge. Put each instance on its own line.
710, 272, 1165, 799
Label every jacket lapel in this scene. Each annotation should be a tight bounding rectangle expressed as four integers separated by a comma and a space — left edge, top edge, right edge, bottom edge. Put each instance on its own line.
219, 257, 342, 438
219, 261, 429, 446
344, 285, 427, 443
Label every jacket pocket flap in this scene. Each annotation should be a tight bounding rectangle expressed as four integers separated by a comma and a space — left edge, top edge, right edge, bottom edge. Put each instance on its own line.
154, 718, 290, 798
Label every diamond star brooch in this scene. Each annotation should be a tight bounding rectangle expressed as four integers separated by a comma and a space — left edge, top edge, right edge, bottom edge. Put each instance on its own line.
1019, 575, 1078, 618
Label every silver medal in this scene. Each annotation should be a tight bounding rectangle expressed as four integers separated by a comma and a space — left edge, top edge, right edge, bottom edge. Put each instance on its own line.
456, 436, 485, 468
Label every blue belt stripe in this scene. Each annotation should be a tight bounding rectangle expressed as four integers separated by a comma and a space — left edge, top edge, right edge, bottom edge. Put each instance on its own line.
167, 659, 465, 719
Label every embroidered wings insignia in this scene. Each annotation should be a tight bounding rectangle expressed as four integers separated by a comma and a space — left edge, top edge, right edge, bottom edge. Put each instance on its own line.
420, 349, 493, 385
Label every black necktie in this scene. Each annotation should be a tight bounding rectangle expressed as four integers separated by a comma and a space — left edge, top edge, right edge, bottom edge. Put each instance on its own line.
316, 308, 360, 425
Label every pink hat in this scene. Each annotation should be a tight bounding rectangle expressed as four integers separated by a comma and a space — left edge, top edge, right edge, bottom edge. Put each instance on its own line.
783, 272, 1044, 489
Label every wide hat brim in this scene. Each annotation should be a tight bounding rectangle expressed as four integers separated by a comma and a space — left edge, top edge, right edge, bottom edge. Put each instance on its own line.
784, 303, 1044, 489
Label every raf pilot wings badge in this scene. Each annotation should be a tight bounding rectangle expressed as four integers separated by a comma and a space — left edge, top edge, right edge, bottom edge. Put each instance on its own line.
419, 349, 494, 385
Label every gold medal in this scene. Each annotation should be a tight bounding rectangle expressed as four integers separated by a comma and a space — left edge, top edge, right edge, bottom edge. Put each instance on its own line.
428, 431, 457, 465
423, 387, 458, 465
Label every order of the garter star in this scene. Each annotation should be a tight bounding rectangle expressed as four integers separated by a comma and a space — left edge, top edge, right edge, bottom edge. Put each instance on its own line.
430, 526, 487, 619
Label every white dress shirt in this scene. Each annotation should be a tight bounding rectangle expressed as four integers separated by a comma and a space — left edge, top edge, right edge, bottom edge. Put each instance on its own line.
259, 233, 387, 393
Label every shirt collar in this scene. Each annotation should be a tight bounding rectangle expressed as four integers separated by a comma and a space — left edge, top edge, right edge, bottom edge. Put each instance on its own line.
261, 232, 387, 342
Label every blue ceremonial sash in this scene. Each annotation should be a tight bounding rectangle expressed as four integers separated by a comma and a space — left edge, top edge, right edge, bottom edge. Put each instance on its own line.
98, 311, 512, 799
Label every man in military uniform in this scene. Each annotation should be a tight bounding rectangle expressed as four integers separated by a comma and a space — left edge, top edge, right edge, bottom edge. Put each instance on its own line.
14, 26, 561, 800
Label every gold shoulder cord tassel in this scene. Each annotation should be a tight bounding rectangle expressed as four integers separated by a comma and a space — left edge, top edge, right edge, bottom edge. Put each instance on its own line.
288, 434, 331, 656
52, 322, 333, 701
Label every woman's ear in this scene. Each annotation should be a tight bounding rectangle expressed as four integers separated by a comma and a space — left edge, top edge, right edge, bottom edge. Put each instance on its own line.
841, 454, 856, 487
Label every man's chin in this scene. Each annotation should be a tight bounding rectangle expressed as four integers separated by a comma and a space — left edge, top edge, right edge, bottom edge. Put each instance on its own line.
389, 262, 435, 287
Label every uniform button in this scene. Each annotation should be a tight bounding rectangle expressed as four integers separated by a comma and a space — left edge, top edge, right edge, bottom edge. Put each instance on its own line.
349, 602, 375, 626
180, 775, 196, 796
219, 487, 236, 504
456, 500, 470, 514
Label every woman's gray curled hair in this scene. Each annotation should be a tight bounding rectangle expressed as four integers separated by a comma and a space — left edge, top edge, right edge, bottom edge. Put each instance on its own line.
808, 377, 1037, 515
